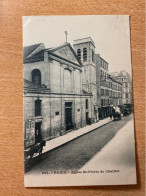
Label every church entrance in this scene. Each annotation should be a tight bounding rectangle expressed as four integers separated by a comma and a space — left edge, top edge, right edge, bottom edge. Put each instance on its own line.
86, 112, 89, 124
65, 102, 73, 132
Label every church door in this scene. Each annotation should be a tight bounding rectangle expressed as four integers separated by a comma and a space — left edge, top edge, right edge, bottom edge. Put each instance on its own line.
65, 102, 73, 131
86, 112, 89, 124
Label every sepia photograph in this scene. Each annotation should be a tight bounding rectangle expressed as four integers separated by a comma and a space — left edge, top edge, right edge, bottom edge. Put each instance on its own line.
23, 15, 136, 187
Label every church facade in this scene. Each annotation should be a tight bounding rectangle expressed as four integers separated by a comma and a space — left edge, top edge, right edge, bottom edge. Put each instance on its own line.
23, 42, 92, 148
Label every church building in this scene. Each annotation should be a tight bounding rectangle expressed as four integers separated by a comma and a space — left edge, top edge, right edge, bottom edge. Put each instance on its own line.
23, 42, 92, 148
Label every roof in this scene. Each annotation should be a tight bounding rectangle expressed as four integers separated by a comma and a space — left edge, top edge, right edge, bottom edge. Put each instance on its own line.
100, 56, 108, 64
23, 43, 45, 62
108, 75, 122, 85
110, 71, 132, 82
23, 43, 41, 59
47, 42, 68, 52
73, 37, 95, 47
23, 42, 82, 67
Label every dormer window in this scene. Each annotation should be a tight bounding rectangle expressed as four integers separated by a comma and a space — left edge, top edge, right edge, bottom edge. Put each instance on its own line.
83, 48, 87, 61
32, 69, 41, 85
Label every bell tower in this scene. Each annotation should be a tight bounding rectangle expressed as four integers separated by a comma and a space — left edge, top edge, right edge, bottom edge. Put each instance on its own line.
73, 37, 96, 93
73, 37, 97, 122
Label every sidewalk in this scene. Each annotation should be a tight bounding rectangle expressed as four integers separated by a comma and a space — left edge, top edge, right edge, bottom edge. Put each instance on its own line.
79, 118, 136, 185
34, 117, 113, 157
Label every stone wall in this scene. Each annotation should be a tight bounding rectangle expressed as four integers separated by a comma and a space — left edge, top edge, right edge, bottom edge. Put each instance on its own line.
23, 60, 50, 88
24, 93, 92, 142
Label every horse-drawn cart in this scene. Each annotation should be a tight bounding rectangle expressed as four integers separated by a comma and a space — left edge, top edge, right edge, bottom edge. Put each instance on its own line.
24, 140, 46, 160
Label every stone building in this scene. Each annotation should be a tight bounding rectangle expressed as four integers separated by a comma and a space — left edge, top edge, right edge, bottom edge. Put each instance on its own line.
23, 42, 92, 148
108, 76, 123, 107
95, 54, 123, 119
96, 54, 109, 119
110, 70, 133, 105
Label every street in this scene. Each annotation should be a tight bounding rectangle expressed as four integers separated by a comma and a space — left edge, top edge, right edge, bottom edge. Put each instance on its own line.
26, 114, 134, 175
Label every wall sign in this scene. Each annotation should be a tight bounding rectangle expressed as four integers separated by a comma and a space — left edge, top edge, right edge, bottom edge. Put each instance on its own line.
25, 121, 35, 148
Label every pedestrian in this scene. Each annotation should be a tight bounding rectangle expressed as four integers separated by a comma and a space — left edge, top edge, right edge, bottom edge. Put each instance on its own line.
35, 130, 39, 144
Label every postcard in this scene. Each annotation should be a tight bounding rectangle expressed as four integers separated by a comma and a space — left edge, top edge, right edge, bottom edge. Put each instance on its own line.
23, 15, 137, 187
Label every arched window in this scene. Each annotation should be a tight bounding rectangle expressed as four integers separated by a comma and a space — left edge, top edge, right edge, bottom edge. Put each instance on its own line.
32, 69, 41, 85
64, 68, 72, 93
77, 49, 81, 61
83, 48, 87, 61
35, 99, 42, 116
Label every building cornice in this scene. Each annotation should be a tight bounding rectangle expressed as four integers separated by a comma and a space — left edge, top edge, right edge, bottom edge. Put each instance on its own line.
23, 91, 92, 97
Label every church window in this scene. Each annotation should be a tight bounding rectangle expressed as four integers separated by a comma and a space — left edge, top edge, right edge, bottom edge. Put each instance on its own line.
64, 68, 72, 93
92, 49, 95, 62
86, 99, 88, 109
35, 99, 42, 116
83, 48, 87, 61
77, 49, 81, 60
32, 69, 41, 85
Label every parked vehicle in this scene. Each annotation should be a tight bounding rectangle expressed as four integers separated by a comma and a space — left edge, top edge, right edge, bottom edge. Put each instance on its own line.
123, 104, 132, 116
113, 106, 121, 120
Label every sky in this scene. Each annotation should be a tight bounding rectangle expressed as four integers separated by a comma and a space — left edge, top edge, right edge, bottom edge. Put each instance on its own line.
23, 15, 132, 75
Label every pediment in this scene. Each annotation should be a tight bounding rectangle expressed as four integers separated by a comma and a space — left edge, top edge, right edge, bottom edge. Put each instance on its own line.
51, 44, 81, 66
